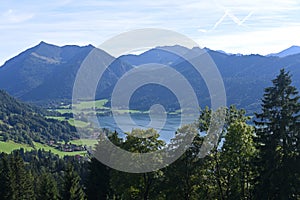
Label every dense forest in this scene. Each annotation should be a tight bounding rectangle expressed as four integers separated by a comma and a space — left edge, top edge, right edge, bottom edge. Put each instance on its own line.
0, 69, 299, 199
0, 90, 78, 145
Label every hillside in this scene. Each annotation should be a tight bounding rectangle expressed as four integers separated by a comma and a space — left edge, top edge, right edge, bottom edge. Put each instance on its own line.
120, 47, 300, 113
1, 42, 300, 113
0, 90, 78, 145
0, 42, 132, 106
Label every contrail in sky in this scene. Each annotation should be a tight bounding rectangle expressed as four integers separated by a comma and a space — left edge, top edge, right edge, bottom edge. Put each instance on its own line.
199, 8, 254, 32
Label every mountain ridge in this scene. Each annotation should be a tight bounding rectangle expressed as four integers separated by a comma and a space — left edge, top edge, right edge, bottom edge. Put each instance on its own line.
0, 42, 132, 105
1, 42, 300, 113
267, 45, 300, 58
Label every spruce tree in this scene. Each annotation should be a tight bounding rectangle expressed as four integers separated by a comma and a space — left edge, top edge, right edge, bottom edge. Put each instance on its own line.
254, 69, 300, 199
86, 157, 110, 200
0, 153, 15, 200
37, 172, 60, 200
62, 164, 86, 200
10, 152, 35, 200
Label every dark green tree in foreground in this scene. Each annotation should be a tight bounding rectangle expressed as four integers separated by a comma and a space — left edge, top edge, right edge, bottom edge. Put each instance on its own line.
0, 152, 35, 200
86, 157, 110, 200
163, 124, 203, 200
254, 69, 300, 199
12, 153, 35, 200
62, 164, 86, 200
197, 106, 257, 199
37, 172, 60, 200
220, 120, 257, 199
110, 129, 165, 200
0, 153, 14, 200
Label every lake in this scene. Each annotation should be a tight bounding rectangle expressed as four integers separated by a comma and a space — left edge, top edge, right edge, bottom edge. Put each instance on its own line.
97, 113, 199, 142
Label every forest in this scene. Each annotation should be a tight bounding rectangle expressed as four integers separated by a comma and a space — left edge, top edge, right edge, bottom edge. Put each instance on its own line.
0, 90, 78, 145
0, 69, 299, 200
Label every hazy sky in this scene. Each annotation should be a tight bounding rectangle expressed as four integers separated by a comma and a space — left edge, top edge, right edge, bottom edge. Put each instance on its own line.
1, 0, 300, 65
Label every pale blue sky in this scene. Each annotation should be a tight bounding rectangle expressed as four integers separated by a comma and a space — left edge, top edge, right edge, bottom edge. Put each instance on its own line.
1, 0, 300, 65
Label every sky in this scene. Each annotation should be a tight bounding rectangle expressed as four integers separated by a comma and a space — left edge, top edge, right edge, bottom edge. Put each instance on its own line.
1, 0, 300, 65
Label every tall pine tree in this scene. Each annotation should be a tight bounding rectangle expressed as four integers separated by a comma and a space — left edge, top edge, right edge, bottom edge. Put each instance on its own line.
11, 152, 35, 200
62, 164, 86, 200
254, 69, 300, 199
86, 157, 110, 200
37, 172, 59, 200
0, 152, 35, 200
0, 153, 15, 200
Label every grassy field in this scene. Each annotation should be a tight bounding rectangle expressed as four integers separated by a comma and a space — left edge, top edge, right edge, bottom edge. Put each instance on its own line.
70, 139, 98, 147
52, 99, 109, 115
54, 109, 73, 114
72, 99, 109, 110
33, 142, 87, 157
0, 100, 109, 156
53, 99, 182, 116
67, 119, 90, 127
46, 116, 66, 121
54, 99, 146, 115
46, 116, 90, 128
0, 141, 87, 157
0, 141, 33, 153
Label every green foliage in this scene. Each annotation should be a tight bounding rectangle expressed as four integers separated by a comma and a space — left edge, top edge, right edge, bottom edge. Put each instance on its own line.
11, 152, 36, 200
0, 149, 88, 200
37, 172, 60, 200
0, 141, 33, 153
194, 105, 256, 199
163, 124, 203, 200
86, 157, 110, 200
0, 153, 14, 200
0, 69, 300, 200
0, 90, 78, 145
62, 164, 86, 200
220, 121, 257, 199
109, 129, 165, 200
0, 152, 35, 200
254, 69, 300, 199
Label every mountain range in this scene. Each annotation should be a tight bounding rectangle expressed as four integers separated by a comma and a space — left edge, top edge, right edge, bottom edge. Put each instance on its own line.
1, 42, 300, 114
0, 41, 132, 105
267, 45, 300, 57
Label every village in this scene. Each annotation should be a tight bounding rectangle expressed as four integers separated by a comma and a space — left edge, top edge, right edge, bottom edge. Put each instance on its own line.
47, 140, 86, 152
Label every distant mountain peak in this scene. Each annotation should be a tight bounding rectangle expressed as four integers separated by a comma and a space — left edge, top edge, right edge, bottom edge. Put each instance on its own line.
268, 45, 300, 57
36, 41, 95, 50
38, 41, 49, 45
36, 41, 58, 48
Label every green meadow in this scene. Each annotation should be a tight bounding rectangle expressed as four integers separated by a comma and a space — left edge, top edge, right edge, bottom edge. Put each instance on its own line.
0, 140, 88, 157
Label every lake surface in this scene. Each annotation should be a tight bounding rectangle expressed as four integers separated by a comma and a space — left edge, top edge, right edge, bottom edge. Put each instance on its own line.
97, 113, 198, 142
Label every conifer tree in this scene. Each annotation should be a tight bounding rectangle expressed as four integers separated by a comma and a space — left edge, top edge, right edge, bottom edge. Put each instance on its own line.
254, 69, 300, 199
86, 157, 110, 200
37, 172, 59, 200
62, 164, 86, 200
0, 153, 15, 200
10, 152, 35, 200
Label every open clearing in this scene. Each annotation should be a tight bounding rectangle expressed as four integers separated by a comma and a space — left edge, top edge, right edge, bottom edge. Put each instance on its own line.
0, 140, 88, 157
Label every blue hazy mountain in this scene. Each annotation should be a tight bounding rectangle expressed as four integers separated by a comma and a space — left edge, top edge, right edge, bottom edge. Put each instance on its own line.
119, 45, 190, 66
120, 46, 300, 113
0, 42, 132, 105
268, 45, 300, 57
1, 43, 300, 113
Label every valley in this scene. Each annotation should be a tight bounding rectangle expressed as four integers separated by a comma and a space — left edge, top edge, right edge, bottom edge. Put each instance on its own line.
1, 0, 300, 198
